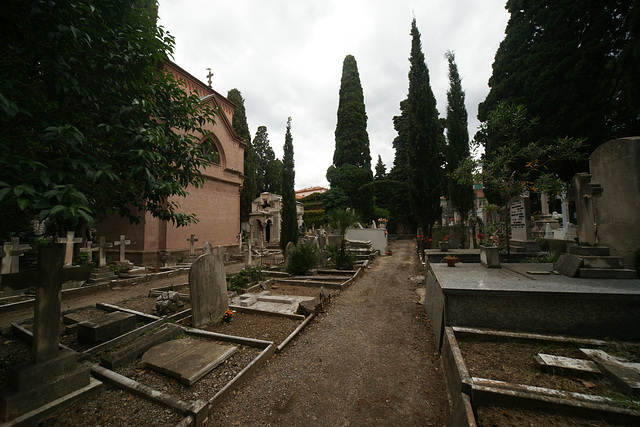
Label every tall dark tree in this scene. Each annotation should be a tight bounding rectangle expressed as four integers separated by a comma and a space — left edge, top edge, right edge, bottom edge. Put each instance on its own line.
326, 55, 374, 220
402, 19, 444, 236
444, 51, 474, 221
227, 89, 257, 223
0, 0, 218, 240
479, 0, 638, 164
280, 117, 298, 250
252, 126, 282, 195
374, 155, 386, 180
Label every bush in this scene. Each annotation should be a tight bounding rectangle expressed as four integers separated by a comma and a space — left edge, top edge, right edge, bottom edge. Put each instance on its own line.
228, 266, 266, 292
325, 244, 356, 270
286, 242, 318, 275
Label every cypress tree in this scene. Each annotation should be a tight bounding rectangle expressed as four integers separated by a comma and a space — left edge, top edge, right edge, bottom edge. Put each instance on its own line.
252, 126, 282, 195
327, 55, 374, 220
374, 155, 386, 180
227, 89, 257, 223
404, 19, 444, 237
280, 117, 298, 250
444, 52, 474, 222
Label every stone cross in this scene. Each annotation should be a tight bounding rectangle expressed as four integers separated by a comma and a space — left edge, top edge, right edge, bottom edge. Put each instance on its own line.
79, 240, 99, 263
33, 247, 65, 362
56, 231, 82, 267
187, 234, 199, 256
113, 234, 131, 263
569, 173, 603, 246
540, 193, 550, 216
98, 236, 112, 268
1, 237, 32, 274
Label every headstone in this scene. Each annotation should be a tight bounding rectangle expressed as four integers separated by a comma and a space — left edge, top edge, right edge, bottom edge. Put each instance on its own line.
371, 220, 377, 229
1, 237, 31, 274
188, 252, 227, 327
161, 250, 176, 267
140, 338, 236, 385
113, 234, 131, 263
540, 193, 550, 216
569, 173, 603, 246
509, 193, 532, 241
0, 247, 94, 422
555, 254, 583, 277
202, 242, 213, 255
79, 240, 100, 263
284, 241, 295, 268
237, 233, 243, 250
245, 239, 253, 268
56, 231, 82, 267
187, 234, 199, 256
98, 236, 111, 268
88, 237, 116, 283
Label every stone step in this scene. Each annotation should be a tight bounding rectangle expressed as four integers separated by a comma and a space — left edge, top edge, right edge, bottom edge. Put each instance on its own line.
569, 246, 611, 257
579, 268, 638, 279
581, 256, 624, 269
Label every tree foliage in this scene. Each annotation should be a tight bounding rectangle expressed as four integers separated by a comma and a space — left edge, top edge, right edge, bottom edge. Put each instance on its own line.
374, 155, 386, 180
227, 89, 256, 224
0, 0, 219, 240
479, 0, 639, 159
252, 126, 282, 195
327, 55, 374, 221
280, 117, 298, 250
401, 19, 444, 236
444, 51, 474, 220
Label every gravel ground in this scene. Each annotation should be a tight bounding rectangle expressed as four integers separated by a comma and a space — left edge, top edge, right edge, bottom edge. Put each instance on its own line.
207, 238, 449, 426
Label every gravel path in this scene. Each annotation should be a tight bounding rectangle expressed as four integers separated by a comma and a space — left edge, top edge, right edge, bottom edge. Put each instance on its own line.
208, 238, 449, 426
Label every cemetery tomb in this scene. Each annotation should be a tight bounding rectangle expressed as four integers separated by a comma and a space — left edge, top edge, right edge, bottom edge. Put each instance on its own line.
140, 338, 237, 385
77, 311, 137, 344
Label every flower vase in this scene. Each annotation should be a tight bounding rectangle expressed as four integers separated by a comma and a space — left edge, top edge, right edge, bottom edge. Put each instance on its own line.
480, 246, 500, 268
446, 258, 456, 267
439, 241, 449, 252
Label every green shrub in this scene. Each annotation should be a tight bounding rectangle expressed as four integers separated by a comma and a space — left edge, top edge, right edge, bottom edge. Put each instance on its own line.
286, 242, 318, 275
325, 244, 356, 270
228, 266, 266, 292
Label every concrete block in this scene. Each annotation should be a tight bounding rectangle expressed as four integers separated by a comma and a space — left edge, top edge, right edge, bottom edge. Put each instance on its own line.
77, 311, 137, 344
534, 353, 602, 378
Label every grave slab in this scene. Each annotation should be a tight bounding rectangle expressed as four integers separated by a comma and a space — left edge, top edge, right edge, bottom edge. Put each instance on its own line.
555, 254, 583, 278
231, 292, 316, 316
580, 348, 640, 396
77, 311, 137, 344
534, 353, 602, 378
140, 338, 237, 385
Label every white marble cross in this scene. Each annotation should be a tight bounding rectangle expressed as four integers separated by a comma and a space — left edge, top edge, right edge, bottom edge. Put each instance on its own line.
187, 234, 199, 256
79, 240, 100, 263
113, 234, 131, 263
98, 236, 112, 267
56, 231, 82, 267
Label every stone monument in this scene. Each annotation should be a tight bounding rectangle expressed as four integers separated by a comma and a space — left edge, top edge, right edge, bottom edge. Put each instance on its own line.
188, 250, 228, 328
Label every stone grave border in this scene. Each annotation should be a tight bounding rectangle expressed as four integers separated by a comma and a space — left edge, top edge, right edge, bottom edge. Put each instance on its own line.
0, 268, 188, 314
440, 326, 640, 426
7, 302, 275, 426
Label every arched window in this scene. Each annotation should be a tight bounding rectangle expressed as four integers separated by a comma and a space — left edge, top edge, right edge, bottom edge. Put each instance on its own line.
201, 139, 220, 164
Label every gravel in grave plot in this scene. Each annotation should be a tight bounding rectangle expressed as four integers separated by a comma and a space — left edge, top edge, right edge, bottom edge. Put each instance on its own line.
185, 311, 302, 345
115, 338, 262, 403
0, 334, 31, 385
114, 294, 191, 317
262, 282, 341, 298
458, 338, 640, 405
477, 405, 621, 427
39, 383, 185, 427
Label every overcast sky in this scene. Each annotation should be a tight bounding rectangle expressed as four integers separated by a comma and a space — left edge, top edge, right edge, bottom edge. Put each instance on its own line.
158, 1, 510, 190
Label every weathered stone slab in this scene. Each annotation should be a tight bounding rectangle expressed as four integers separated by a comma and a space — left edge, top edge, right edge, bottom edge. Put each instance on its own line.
62, 312, 84, 325
534, 353, 602, 378
100, 324, 182, 370
77, 311, 137, 344
238, 296, 257, 307
555, 254, 583, 277
140, 338, 236, 385
581, 348, 640, 396
188, 253, 227, 327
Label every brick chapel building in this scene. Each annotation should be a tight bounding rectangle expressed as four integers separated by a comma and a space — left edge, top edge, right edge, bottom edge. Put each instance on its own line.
97, 61, 246, 265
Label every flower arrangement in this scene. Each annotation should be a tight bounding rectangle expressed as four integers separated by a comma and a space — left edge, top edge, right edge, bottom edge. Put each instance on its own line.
222, 309, 234, 323
442, 254, 459, 267
377, 218, 388, 224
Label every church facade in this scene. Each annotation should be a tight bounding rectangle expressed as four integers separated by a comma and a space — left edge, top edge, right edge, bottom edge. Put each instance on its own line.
97, 61, 246, 265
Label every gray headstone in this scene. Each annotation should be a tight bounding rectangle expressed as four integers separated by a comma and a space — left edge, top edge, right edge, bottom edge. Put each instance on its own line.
188, 252, 227, 327
569, 173, 603, 246
202, 242, 213, 255
284, 241, 295, 262
187, 234, 199, 256
509, 193, 532, 241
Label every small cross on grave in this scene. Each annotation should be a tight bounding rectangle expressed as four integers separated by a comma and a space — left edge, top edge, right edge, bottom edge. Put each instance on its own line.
569, 173, 604, 246
79, 240, 100, 263
1, 237, 32, 275
187, 234, 199, 257
98, 236, 113, 268
113, 235, 131, 263
56, 231, 82, 267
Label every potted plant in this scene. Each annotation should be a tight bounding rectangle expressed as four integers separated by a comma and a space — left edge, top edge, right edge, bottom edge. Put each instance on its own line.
442, 254, 458, 267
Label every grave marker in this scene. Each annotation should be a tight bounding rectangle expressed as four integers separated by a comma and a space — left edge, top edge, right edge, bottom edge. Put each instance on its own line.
187, 234, 199, 256
113, 234, 131, 263
1, 237, 32, 274
509, 193, 532, 241
56, 231, 82, 267
79, 240, 100, 263
188, 251, 227, 327
569, 173, 603, 246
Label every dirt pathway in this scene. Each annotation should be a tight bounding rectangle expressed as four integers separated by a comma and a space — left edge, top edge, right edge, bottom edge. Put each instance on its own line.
209, 238, 449, 426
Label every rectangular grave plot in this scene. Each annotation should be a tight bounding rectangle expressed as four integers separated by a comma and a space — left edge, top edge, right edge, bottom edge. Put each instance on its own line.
113, 338, 263, 402
77, 311, 137, 344
457, 336, 636, 402
113, 295, 191, 318
43, 381, 186, 426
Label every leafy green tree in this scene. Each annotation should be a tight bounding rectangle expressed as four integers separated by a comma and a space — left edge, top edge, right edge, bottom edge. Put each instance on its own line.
479, 0, 638, 162
252, 126, 282, 195
401, 19, 444, 236
0, 0, 218, 240
227, 89, 257, 224
444, 51, 474, 222
326, 208, 358, 270
327, 55, 374, 221
280, 117, 298, 250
